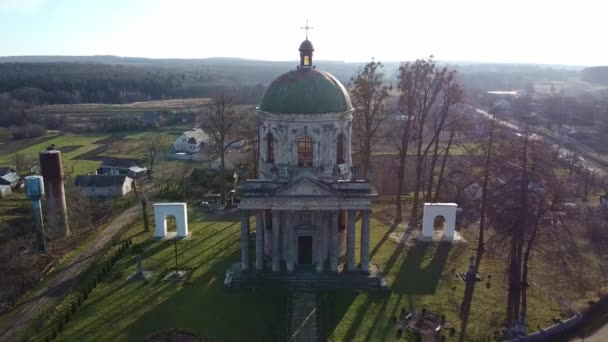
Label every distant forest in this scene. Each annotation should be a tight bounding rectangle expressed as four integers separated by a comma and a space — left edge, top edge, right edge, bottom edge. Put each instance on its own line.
0, 56, 592, 108
0, 62, 267, 105
581, 66, 608, 85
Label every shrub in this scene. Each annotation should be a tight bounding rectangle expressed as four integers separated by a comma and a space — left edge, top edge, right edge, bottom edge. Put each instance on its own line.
131, 245, 145, 254
9, 124, 45, 140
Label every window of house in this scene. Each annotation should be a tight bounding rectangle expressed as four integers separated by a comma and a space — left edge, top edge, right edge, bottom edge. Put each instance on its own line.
266, 133, 274, 163
336, 133, 345, 164
298, 134, 313, 167
303, 55, 310, 66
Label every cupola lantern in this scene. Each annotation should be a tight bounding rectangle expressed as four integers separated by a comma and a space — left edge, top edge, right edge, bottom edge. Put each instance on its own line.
299, 20, 314, 68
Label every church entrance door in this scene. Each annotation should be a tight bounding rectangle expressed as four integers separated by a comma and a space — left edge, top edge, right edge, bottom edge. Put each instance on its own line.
298, 236, 313, 264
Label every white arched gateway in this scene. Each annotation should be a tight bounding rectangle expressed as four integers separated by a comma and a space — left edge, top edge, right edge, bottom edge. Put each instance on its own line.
153, 203, 189, 239
421, 203, 458, 241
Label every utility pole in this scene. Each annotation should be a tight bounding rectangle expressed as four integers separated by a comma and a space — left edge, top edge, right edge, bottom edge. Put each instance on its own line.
173, 239, 181, 273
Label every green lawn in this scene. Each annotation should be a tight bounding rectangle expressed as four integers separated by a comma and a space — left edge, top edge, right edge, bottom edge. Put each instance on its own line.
0, 130, 179, 176
44, 206, 564, 342
371, 143, 480, 157
0, 134, 108, 175
52, 209, 287, 342
321, 217, 562, 341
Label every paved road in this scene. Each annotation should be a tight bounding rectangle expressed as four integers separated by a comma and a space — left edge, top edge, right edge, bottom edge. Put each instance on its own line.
0, 204, 141, 342
573, 327, 608, 342
473, 107, 608, 178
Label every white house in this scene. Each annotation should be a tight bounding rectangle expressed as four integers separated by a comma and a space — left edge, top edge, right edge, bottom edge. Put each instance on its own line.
74, 175, 134, 197
172, 128, 210, 154
97, 159, 148, 179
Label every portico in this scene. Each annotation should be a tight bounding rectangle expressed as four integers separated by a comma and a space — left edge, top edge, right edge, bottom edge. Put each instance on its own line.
239, 177, 373, 273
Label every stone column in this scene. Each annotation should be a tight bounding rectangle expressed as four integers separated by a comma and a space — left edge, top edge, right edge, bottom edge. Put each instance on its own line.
272, 210, 281, 272
255, 210, 264, 272
286, 212, 295, 272
330, 211, 339, 272
315, 213, 325, 273
240, 210, 250, 271
360, 210, 371, 273
346, 209, 357, 271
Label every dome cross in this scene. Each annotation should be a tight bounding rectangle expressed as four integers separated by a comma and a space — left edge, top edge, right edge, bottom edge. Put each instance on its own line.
301, 20, 313, 40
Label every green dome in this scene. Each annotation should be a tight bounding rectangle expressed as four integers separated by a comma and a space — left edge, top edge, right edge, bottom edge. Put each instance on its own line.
259, 68, 352, 114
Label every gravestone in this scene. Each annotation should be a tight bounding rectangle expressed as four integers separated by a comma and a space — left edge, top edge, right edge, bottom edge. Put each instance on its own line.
128, 255, 152, 281
458, 256, 481, 282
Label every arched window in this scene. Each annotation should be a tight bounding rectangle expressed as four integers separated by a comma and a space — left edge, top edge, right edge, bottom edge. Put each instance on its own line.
336, 133, 345, 164
266, 133, 274, 163
298, 134, 313, 167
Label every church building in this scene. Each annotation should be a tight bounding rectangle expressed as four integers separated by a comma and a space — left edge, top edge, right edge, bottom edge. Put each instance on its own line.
237, 37, 377, 273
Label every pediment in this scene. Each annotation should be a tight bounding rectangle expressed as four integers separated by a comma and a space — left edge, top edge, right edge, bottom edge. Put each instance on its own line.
274, 177, 339, 197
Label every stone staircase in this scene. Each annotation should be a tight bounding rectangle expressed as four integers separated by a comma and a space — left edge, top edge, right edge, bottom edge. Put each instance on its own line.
226, 265, 387, 292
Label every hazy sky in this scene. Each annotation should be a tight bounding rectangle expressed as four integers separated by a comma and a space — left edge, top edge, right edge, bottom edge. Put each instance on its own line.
0, 0, 606, 66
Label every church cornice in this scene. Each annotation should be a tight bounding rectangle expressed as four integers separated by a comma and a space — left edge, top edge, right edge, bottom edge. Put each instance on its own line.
256, 109, 354, 123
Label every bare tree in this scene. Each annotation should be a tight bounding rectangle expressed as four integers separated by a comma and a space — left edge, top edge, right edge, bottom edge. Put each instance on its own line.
350, 60, 391, 179
477, 111, 496, 257
396, 57, 462, 227
141, 135, 167, 178
198, 92, 244, 204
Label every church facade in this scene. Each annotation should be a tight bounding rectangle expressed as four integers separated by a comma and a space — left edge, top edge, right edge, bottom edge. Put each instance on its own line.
237, 38, 376, 273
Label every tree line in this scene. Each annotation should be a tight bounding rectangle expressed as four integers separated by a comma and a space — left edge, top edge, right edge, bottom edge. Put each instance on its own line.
0, 63, 267, 106
348, 57, 608, 335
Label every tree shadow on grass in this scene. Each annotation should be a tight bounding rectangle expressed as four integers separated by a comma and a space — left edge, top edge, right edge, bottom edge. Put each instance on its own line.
458, 275, 477, 342
391, 243, 453, 295
369, 221, 400, 260
457, 252, 484, 342
319, 292, 357, 342
119, 251, 290, 342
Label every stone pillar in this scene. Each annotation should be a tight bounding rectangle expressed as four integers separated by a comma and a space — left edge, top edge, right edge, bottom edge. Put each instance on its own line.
360, 210, 371, 273
346, 209, 357, 271
255, 210, 264, 272
272, 210, 280, 272
315, 213, 324, 273
330, 211, 339, 272
240, 210, 250, 271
286, 212, 295, 272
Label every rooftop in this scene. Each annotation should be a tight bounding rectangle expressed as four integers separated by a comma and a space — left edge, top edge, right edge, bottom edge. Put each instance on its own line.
74, 174, 131, 187
182, 128, 210, 143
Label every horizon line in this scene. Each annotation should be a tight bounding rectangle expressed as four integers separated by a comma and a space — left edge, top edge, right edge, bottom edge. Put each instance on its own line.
0, 54, 592, 68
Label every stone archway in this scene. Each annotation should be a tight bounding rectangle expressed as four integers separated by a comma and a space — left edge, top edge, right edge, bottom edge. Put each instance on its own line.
421, 203, 457, 241
153, 203, 189, 239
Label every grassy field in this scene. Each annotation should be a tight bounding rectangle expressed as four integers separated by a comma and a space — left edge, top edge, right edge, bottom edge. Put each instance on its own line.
0, 130, 179, 176
41, 205, 563, 342
371, 143, 481, 157
50, 209, 287, 342
321, 218, 561, 341
29, 98, 210, 114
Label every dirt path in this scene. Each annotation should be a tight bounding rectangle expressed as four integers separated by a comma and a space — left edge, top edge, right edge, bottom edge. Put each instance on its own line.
289, 293, 318, 342
0, 204, 141, 342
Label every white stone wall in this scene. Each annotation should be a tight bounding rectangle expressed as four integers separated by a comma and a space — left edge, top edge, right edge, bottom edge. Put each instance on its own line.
77, 177, 133, 198
257, 110, 353, 181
